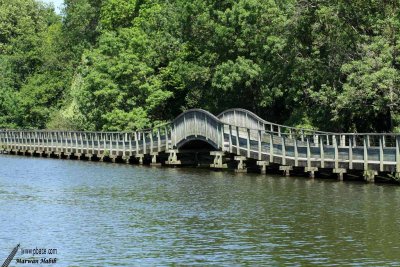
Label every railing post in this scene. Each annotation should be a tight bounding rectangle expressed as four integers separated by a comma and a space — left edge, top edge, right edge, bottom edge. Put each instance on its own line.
306, 137, 311, 169
205, 116, 208, 140
349, 136, 353, 169
165, 126, 169, 151
157, 128, 161, 152
174, 124, 177, 148
236, 126, 240, 155
281, 136, 286, 165
91, 133, 94, 155
184, 115, 187, 139
229, 125, 233, 153
396, 136, 400, 173
80, 133, 83, 154
110, 133, 114, 156
116, 133, 120, 155
269, 132, 274, 163
221, 124, 225, 150
333, 135, 339, 170
50, 132, 54, 153
340, 134, 345, 147
143, 132, 147, 154
294, 137, 298, 166
247, 128, 251, 158
379, 135, 384, 172
122, 133, 126, 156
363, 135, 368, 171
194, 112, 197, 137
128, 133, 132, 155
313, 134, 318, 147
320, 135, 324, 168
258, 129, 262, 160
135, 132, 139, 154
150, 130, 154, 153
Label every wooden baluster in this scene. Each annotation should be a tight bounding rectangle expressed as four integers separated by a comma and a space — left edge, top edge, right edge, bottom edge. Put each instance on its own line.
320, 135, 325, 168
258, 129, 262, 160
349, 136, 353, 169
247, 128, 250, 158
236, 126, 240, 155
229, 125, 233, 153
281, 136, 286, 165
363, 135, 368, 171
333, 135, 339, 170
379, 135, 384, 172
269, 132, 274, 163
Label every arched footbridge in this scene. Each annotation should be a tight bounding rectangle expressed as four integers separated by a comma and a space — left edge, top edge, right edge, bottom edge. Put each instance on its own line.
1, 108, 399, 182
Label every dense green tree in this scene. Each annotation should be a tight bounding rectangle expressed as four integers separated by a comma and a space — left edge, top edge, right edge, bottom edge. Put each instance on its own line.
1, 0, 400, 133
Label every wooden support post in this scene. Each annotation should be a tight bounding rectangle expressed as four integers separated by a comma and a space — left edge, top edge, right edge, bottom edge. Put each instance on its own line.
279, 165, 293, 176
136, 154, 144, 165
210, 151, 227, 169
364, 170, 377, 183
333, 168, 346, 181
234, 156, 247, 173
166, 149, 181, 165
257, 161, 269, 173
150, 152, 161, 166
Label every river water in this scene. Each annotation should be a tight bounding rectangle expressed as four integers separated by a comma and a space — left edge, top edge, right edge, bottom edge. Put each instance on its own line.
0, 155, 400, 266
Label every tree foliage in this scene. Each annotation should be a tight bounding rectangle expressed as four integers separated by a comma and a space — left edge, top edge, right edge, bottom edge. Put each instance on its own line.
1, 0, 400, 132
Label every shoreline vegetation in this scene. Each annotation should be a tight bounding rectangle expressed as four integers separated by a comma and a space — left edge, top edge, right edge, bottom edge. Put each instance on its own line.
0, 0, 399, 133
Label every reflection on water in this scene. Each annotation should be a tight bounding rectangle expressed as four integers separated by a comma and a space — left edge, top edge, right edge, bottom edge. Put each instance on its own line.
0, 155, 400, 266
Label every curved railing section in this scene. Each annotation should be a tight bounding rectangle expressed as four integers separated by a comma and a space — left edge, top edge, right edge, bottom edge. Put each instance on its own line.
171, 109, 224, 149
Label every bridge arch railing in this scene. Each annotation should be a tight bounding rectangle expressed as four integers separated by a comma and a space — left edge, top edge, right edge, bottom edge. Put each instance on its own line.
171, 109, 224, 149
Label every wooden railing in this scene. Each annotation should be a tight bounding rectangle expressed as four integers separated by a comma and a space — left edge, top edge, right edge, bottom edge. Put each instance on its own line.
1, 108, 399, 175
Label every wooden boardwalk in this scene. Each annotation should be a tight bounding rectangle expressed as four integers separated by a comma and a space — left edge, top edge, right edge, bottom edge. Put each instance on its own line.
1, 108, 399, 182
